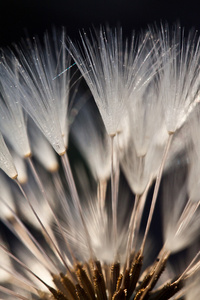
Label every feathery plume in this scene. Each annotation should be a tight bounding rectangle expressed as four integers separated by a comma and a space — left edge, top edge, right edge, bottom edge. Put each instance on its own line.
15, 29, 71, 155
0, 24, 200, 300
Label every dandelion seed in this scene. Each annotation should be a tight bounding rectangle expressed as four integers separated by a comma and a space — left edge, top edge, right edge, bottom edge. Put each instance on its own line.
156, 24, 200, 133
0, 54, 31, 158
15, 29, 71, 154
69, 27, 159, 137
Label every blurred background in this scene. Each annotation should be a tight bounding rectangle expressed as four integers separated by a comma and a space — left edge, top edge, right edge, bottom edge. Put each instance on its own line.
0, 0, 200, 46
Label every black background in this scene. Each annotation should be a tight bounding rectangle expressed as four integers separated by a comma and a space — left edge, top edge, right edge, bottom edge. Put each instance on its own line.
0, 0, 200, 46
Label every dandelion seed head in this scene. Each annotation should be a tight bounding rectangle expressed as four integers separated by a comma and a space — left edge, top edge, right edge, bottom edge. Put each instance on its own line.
0, 24, 200, 300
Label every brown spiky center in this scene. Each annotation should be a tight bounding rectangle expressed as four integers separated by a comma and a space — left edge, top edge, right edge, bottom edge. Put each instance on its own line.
39, 251, 185, 300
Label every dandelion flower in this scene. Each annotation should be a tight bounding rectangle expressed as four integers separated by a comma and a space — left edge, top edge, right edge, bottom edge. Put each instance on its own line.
0, 24, 200, 300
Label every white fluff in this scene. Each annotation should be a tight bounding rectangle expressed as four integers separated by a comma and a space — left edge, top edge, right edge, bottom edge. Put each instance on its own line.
16, 30, 71, 155
128, 81, 164, 157
28, 119, 59, 172
0, 132, 17, 179
71, 103, 111, 181
69, 27, 158, 136
156, 24, 200, 133
162, 171, 200, 253
0, 57, 31, 158
1, 24, 200, 300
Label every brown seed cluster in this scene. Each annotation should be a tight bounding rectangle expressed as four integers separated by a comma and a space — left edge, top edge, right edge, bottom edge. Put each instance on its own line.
42, 251, 184, 300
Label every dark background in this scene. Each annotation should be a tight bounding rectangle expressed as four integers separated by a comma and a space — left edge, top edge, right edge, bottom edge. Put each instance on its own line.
0, 0, 200, 47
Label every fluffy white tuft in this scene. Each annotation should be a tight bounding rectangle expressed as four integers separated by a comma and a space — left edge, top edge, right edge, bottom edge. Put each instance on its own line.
155, 24, 200, 133
162, 171, 200, 253
15, 29, 71, 155
0, 132, 17, 179
0, 56, 31, 158
69, 27, 159, 136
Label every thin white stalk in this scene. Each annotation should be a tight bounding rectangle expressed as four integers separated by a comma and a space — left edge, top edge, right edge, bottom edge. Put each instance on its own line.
139, 248, 170, 300
27, 157, 48, 199
177, 198, 193, 224
174, 250, 200, 284
52, 171, 76, 241
0, 199, 58, 273
97, 179, 107, 213
125, 156, 146, 262
124, 194, 140, 270
0, 244, 54, 292
140, 193, 198, 300
140, 133, 173, 254
176, 200, 200, 236
110, 134, 119, 257
122, 178, 152, 287
27, 157, 76, 264
186, 261, 200, 278
0, 286, 30, 300
14, 178, 71, 273
52, 171, 71, 214
0, 264, 38, 292
132, 177, 153, 251
61, 152, 94, 261
173, 279, 199, 300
